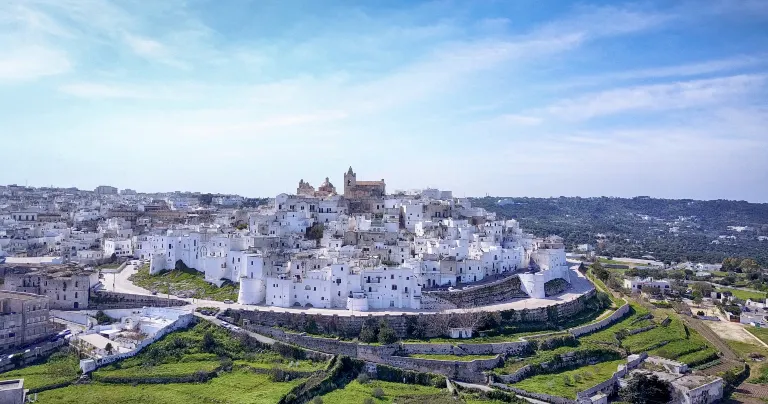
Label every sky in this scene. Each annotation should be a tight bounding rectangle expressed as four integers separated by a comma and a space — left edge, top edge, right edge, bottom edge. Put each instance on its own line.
1, 0, 767, 202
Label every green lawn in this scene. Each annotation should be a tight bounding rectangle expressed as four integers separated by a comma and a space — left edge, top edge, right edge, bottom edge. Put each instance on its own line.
716, 287, 767, 301
93, 360, 220, 381
511, 359, 625, 399
745, 326, 768, 346
129, 264, 238, 301
407, 354, 498, 362
319, 380, 451, 404
0, 350, 80, 391
38, 370, 303, 404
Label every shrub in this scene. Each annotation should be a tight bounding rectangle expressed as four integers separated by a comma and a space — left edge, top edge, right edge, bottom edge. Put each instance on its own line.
312, 397, 323, 404
363, 398, 375, 404
357, 373, 370, 384
372, 387, 385, 399
378, 320, 398, 344
268, 366, 286, 382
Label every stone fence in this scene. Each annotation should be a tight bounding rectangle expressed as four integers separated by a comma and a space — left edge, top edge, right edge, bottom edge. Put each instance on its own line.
0, 339, 67, 373
79, 311, 195, 373
89, 291, 187, 310
400, 340, 531, 356
575, 353, 647, 401
569, 303, 630, 337
492, 383, 576, 404
246, 323, 500, 383
424, 274, 528, 308
626, 324, 656, 336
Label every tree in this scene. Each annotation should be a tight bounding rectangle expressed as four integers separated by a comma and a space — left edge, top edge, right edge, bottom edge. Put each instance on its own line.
199, 193, 214, 206
592, 261, 609, 281
105, 342, 114, 355
378, 320, 398, 344
359, 319, 378, 343
201, 331, 216, 352
620, 373, 672, 404
305, 223, 324, 242
741, 258, 760, 273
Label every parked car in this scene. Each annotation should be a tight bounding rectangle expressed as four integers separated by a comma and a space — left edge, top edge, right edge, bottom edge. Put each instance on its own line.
223, 299, 234, 304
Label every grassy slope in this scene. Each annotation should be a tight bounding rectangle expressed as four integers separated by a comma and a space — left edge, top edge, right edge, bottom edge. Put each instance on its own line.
0, 351, 80, 390
39, 371, 303, 404
319, 380, 451, 404
129, 264, 238, 301
94, 360, 220, 380
512, 359, 625, 399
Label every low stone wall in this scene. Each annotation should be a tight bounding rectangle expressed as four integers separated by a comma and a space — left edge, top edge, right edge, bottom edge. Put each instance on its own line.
492, 383, 576, 404
626, 324, 656, 336
89, 291, 186, 309
575, 353, 647, 400
570, 303, 630, 337
424, 275, 528, 308
458, 341, 531, 355
383, 355, 501, 384
0, 339, 67, 373
495, 348, 624, 384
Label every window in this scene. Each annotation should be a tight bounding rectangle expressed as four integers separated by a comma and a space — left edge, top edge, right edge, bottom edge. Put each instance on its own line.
392, 285, 397, 290
75, 292, 78, 298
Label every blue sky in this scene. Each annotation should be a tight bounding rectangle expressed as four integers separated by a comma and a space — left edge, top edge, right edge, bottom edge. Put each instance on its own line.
1, 0, 767, 201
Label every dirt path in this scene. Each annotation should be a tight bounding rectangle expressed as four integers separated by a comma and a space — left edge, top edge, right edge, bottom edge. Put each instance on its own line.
679, 311, 739, 360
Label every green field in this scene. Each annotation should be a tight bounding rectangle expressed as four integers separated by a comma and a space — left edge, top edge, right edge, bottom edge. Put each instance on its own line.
512, 359, 625, 399
407, 354, 498, 362
129, 264, 238, 301
716, 287, 767, 301
93, 360, 220, 381
38, 370, 303, 404
319, 380, 451, 404
0, 350, 80, 391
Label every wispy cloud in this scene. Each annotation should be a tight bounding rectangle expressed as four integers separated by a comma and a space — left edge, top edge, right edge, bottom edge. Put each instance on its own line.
544, 74, 767, 120
0, 45, 70, 81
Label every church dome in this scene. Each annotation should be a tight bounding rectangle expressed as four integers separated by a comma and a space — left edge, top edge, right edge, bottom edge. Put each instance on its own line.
320, 177, 334, 188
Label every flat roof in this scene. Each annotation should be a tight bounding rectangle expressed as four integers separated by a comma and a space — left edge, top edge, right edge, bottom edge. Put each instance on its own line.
0, 378, 24, 390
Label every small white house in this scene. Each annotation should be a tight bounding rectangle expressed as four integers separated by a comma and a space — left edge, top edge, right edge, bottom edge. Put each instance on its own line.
449, 327, 472, 339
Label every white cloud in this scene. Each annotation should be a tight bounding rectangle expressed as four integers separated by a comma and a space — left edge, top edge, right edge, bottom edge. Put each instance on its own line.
545, 74, 767, 120
0, 45, 70, 81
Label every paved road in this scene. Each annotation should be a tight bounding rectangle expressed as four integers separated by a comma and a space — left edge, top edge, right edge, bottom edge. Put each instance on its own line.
108, 263, 154, 296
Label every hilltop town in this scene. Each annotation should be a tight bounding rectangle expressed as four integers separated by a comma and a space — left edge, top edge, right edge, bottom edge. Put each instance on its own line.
0, 170, 765, 404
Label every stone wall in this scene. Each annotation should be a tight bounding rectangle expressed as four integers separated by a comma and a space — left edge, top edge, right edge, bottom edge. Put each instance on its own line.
575, 353, 647, 400
235, 289, 596, 339
89, 291, 187, 309
492, 383, 576, 404
382, 355, 501, 384
424, 275, 528, 308
570, 302, 629, 337
0, 340, 67, 373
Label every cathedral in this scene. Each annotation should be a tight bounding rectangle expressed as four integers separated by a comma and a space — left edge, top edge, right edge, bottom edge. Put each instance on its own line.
343, 167, 385, 199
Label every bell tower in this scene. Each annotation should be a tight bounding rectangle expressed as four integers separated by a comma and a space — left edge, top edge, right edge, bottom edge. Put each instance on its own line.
344, 166, 356, 197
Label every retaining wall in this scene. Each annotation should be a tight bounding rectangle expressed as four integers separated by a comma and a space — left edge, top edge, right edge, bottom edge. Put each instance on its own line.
492, 383, 576, 404
89, 291, 186, 309
0, 340, 67, 373
570, 303, 630, 337
424, 275, 528, 308
236, 289, 596, 339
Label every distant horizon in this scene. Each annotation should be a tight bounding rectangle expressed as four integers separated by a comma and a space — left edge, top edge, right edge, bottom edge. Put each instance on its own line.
2, 0, 767, 202
3, 181, 767, 204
